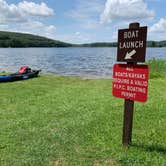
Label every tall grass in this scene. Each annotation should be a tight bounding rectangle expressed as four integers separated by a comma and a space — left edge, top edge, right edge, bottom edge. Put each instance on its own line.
147, 58, 166, 78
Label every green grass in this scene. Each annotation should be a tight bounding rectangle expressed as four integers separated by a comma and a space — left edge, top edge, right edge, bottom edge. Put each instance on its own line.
0, 74, 166, 165
147, 58, 166, 78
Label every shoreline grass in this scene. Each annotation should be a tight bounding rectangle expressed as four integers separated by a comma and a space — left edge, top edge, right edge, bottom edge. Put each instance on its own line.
0, 73, 166, 165
147, 58, 166, 78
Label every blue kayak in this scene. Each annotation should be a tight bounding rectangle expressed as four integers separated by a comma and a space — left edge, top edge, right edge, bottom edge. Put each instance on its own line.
0, 75, 12, 82
0, 68, 40, 82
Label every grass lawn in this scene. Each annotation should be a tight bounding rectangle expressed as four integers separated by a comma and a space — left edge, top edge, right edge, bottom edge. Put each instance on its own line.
0, 74, 166, 165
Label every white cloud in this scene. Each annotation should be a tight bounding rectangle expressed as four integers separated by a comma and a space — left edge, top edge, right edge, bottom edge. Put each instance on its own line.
18, 21, 56, 38
0, 0, 56, 39
149, 18, 166, 33
1, 20, 56, 40
74, 31, 90, 42
68, 0, 104, 29
18, 1, 54, 17
69, 0, 103, 20
148, 18, 166, 41
0, 24, 9, 30
100, 0, 154, 24
75, 32, 81, 36
0, 0, 54, 24
57, 32, 92, 44
112, 31, 118, 41
0, 0, 26, 23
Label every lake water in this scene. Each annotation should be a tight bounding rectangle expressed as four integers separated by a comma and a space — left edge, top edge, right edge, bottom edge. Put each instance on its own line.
0, 47, 165, 78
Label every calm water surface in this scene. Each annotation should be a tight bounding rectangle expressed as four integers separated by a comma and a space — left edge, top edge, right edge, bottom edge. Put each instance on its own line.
0, 47, 165, 78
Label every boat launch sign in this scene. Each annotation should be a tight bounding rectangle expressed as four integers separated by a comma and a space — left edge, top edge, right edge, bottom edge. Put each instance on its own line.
117, 26, 147, 62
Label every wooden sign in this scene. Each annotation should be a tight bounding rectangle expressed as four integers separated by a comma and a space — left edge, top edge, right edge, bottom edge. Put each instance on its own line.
112, 64, 149, 102
117, 26, 147, 62
112, 22, 149, 147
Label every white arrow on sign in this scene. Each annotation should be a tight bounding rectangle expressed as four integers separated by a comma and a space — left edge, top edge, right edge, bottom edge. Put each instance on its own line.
124, 50, 136, 60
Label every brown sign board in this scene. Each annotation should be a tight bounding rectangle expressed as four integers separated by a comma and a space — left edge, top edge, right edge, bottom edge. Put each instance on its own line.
117, 26, 147, 62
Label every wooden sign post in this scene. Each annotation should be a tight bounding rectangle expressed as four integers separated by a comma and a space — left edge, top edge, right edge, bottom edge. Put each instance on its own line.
123, 23, 139, 147
123, 99, 134, 146
112, 22, 148, 147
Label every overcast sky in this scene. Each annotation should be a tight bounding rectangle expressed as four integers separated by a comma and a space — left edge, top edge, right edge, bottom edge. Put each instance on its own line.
0, 0, 165, 43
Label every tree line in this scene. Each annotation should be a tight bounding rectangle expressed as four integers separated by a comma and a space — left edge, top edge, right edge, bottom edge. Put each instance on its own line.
0, 31, 72, 47
0, 31, 166, 48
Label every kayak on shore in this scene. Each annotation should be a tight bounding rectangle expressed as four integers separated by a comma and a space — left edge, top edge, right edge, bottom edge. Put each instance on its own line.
0, 66, 41, 82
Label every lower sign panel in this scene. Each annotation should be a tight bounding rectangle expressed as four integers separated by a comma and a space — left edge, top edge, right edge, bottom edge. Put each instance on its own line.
112, 64, 149, 102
